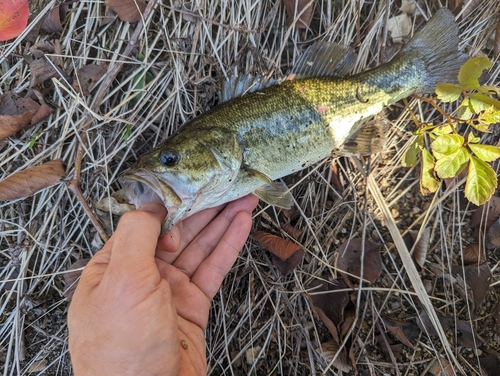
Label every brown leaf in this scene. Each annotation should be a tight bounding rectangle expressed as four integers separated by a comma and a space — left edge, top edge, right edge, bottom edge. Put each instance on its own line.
106, 0, 146, 23
283, 0, 313, 29
31, 102, 54, 124
308, 278, 350, 331
462, 243, 487, 266
0, 92, 39, 140
29, 41, 55, 59
384, 318, 420, 348
488, 217, 500, 247
63, 259, 89, 302
30, 58, 59, 87
73, 64, 106, 96
316, 341, 352, 373
456, 320, 484, 348
269, 249, 304, 277
428, 358, 454, 376
451, 263, 492, 309
40, 6, 63, 34
280, 220, 303, 240
416, 310, 452, 337
254, 231, 301, 260
479, 355, 500, 376
471, 195, 500, 229
337, 238, 382, 284
0, 159, 65, 201
406, 227, 431, 267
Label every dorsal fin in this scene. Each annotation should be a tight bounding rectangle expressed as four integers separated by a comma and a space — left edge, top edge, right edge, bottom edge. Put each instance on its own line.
219, 73, 276, 103
289, 41, 356, 79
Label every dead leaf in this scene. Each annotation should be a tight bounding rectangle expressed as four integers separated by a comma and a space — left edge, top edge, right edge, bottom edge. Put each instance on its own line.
27, 358, 48, 373
0, 159, 65, 201
337, 238, 382, 284
95, 196, 135, 216
404, 227, 431, 267
462, 243, 487, 266
428, 358, 454, 376
384, 318, 420, 348
400, 0, 417, 14
0, 92, 39, 140
416, 310, 452, 337
40, 6, 63, 33
63, 259, 89, 302
479, 355, 500, 376
316, 341, 352, 373
30, 58, 58, 87
456, 320, 483, 348
254, 231, 301, 260
29, 41, 55, 59
269, 249, 304, 277
73, 64, 106, 96
488, 217, 500, 247
280, 220, 303, 240
387, 13, 412, 44
471, 195, 500, 229
451, 263, 491, 309
0, 0, 30, 41
283, 0, 313, 29
308, 279, 350, 332
106, 0, 146, 23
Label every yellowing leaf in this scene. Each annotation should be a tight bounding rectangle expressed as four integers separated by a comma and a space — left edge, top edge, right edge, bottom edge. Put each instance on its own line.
478, 85, 500, 96
431, 124, 454, 136
401, 135, 423, 167
469, 92, 500, 112
465, 156, 497, 206
0, 0, 29, 41
458, 98, 474, 120
434, 147, 470, 179
430, 134, 464, 159
468, 144, 500, 162
458, 56, 492, 90
467, 132, 480, 144
420, 149, 439, 195
436, 83, 462, 102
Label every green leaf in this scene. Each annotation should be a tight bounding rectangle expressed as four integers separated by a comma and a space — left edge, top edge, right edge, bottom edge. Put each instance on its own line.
430, 134, 464, 160
469, 143, 500, 162
470, 119, 492, 133
458, 56, 492, 90
464, 156, 498, 206
420, 149, 440, 195
402, 135, 423, 167
436, 83, 462, 102
478, 85, 500, 96
434, 147, 470, 179
467, 132, 480, 144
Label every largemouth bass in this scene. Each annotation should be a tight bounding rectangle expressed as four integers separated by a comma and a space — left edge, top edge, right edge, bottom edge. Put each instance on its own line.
122, 8, 465, 232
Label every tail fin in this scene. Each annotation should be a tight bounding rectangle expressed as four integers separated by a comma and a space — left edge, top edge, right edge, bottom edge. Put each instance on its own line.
403, 8, 468, 93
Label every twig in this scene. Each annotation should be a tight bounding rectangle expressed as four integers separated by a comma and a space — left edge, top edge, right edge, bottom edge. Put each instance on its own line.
67, 0, 158, 242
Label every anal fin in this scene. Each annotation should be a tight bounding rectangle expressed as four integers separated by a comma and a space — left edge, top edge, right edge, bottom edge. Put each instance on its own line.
336, 114, 389, 156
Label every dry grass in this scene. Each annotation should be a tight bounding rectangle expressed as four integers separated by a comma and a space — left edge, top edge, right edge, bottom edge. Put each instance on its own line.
1, 0, 500, 375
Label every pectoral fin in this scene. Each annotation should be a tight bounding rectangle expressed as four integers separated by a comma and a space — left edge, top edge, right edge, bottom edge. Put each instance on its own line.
244, 166, 293, 209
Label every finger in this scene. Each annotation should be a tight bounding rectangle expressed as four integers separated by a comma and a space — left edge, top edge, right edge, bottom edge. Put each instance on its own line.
157, 221, 182, 253
172, 195, 257, 276
191, 211, 252, 299
106, 203, 167, 275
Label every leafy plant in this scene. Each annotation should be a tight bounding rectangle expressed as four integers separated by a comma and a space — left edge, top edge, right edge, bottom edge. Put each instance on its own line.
402, 57, 500, 205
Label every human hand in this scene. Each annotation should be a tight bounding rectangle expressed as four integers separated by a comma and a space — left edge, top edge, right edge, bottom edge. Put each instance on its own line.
68, 194, 258, 375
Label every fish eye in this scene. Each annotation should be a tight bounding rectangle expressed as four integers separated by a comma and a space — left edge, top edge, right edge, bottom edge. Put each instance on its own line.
159, 151, 179, 167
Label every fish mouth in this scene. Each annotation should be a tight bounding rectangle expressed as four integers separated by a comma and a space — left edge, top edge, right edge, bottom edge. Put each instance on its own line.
121, 169, 183, 233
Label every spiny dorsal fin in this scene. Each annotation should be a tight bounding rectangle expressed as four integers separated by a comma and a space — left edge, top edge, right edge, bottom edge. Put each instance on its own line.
219, 73, 276, 103
335, 114, 390, 157
244, 166, 293, 209
289, 41, 356, 79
